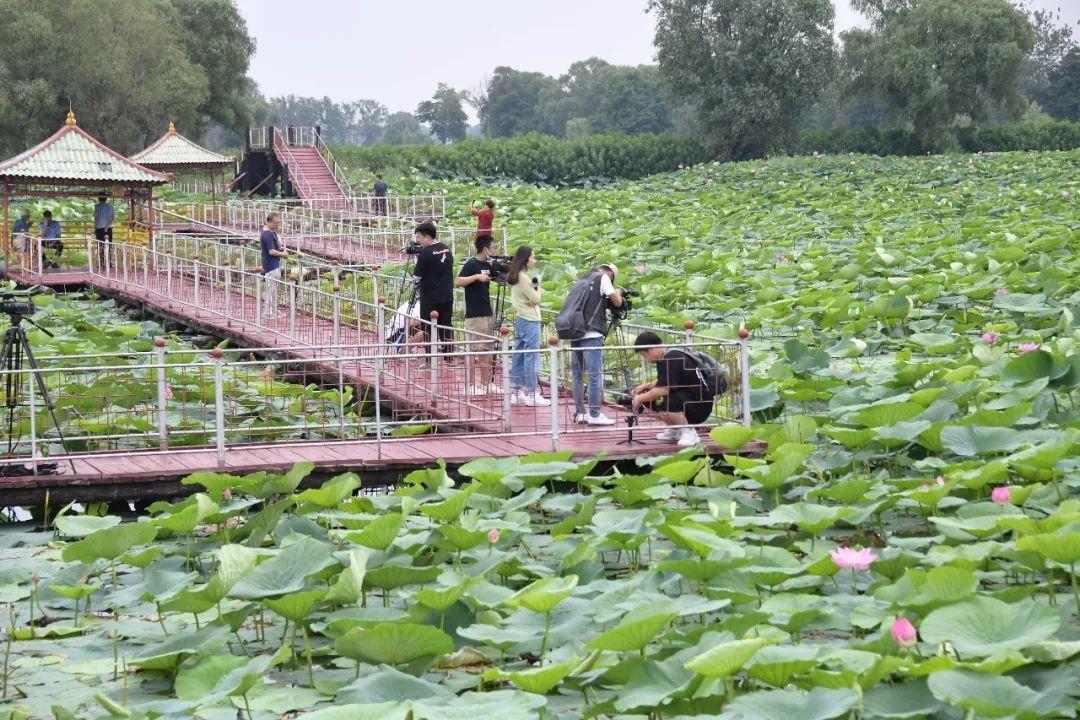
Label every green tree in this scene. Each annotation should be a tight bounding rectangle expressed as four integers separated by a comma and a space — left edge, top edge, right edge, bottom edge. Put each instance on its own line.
170, 0, 256, 135
1037, 47, 1080, 120
845, 0, 1035, 144
596, 65, 671, 134
415, 84, 468, 143
1016, 3, 1078, 99
649, 0, 837, 158
345, 100, 389, 145
379, 112, 432, 146
485, 67, 561, 137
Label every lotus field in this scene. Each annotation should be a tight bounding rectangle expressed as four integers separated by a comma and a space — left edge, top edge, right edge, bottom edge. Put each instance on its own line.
1, 151, 1079, 719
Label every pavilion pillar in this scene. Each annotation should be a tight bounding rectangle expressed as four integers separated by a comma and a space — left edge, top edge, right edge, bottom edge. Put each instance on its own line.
210, 170, 217, 200
147, 186, 156, 246
1, 182, 9, 268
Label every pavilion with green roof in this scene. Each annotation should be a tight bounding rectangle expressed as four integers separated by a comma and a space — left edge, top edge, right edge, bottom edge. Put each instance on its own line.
130, 122, 233, 197
0, 110, 169, 274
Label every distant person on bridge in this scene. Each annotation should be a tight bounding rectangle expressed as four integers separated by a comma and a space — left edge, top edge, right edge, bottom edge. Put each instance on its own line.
373, 174, 388, 216
38, 210, 63, 261
93, 196, 115, 267
470, 199, 495, 240
261, 213, 288, 318
507, 246, 549, 407
412, 221, 454, 356
457, 235, 498, 395
12, 209, 31, 253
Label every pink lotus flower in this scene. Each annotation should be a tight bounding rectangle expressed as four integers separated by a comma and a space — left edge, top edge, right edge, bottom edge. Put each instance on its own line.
891, 618, 917, 647
222, 487, 233, 501
935, 476, 945, 486
777, 254, 787, 264
1063, 191, 1070, 199
164, 385, 174, 400
487, 528, 500, 544
991, 486, 1011, 504
1018, 342, 1040, 353
830, 546, 876, 571
677, 164, 684, 170
981, 332, 998, 344
634, 264, 647, 274
994, 288, 1009, 297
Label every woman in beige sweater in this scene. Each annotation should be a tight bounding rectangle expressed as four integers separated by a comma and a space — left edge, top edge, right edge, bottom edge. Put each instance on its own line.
506, 245, 550, 407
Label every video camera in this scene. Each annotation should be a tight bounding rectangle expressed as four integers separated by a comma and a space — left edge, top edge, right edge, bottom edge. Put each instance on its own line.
608, 287, 639, 321
405, 241, 422, 255
0, 301, 35, 318
489, 254, 513, 283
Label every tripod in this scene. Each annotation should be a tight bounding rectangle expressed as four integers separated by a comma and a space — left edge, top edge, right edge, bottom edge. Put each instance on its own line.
2, 312, 74, 474
607, 314, 645, 446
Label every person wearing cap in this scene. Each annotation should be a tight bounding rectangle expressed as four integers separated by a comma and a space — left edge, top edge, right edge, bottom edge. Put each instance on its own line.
38, 210, 63, 260
568, 263, 623, 425
12, 209, 31, 253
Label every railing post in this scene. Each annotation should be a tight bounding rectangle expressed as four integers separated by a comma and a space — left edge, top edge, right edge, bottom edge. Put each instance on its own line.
87, 237, 95, 276
166, 252, 173, 299
375, 297, 386, 458
428, 310, 439, 406
212, 348, 226, 462
289, 269, 298, 338
36, 239, 43, 279
27, 367, 37, 474
684, 321, 695, 347
332, 282, 341, 355
223, 259, 232, 326
740, 335, 751, 427
548, 337, 560, 450
142, 245, 149, 289
155, 338, 169, 450
193, 255, 201, 306
255, 266, 263, 327
501, 325, 511, 433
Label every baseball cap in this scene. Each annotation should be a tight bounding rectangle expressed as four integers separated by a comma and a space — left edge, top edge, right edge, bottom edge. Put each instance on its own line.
599, 263, 618, 278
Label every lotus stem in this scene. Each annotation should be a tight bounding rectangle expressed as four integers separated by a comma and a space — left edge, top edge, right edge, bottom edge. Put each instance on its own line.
540, 610, 553, 658
2, 604, 12, 699
302, 625, 314, 687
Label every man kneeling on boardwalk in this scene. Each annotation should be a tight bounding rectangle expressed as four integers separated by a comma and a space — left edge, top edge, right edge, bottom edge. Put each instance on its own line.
630, 331, 725, 447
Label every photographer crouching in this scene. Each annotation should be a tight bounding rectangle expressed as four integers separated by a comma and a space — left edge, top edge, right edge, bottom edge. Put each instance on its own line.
555, 263, 623, 425
411, 221, 455, 357
630, 331, 726, 447
455, 235, 501, 394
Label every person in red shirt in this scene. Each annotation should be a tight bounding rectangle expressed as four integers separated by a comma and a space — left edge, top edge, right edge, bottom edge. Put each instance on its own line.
470, 199, 495, 239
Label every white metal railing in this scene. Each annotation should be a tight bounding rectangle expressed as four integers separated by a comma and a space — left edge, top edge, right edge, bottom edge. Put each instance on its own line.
305, 193, 447, 221
248, 127, 269, 150
314, 132, 350, 196
286, 126, 317, 148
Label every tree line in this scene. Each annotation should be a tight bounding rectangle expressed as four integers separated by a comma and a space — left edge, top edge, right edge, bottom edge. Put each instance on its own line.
0, 0, 1075, 162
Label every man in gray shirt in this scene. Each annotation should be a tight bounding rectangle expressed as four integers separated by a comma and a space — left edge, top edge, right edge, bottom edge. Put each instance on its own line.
94, 196, 115, 267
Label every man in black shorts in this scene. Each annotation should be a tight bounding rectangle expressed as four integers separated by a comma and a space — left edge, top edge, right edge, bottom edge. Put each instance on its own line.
630, 330, 716, 447
412, 221, 454, 356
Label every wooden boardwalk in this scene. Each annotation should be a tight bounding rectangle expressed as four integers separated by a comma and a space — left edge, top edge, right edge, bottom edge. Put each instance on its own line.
0, 263, 760, 498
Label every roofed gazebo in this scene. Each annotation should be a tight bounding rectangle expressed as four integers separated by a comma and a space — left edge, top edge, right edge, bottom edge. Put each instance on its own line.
130, 122, 233, 197
0, 110, 169, 281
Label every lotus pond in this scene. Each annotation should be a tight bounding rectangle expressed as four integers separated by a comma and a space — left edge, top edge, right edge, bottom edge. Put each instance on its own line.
0, 151, 1077, 718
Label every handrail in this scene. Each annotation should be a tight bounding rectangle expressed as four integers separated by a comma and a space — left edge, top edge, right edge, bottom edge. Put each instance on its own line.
314, 130, 350, 196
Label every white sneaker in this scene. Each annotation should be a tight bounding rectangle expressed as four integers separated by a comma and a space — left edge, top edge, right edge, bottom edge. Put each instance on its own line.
466, 384, 487, 396
587, 413, 615, 426
574, 413, 588, 424
509, 390, 525, 405
524, 393, 551, 407
486, 383, 502, 394
677, 427, 701, 447
656, 427, 680, 441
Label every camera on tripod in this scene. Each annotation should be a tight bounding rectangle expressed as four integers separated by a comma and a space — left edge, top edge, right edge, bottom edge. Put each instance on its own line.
0, 301, 36, 318
404, 241, 422, 255
489, 254, 512, 283
608, 287, 639, 320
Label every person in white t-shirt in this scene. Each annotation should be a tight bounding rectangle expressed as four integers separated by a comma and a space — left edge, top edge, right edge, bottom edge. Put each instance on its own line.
570, 263, 623, 425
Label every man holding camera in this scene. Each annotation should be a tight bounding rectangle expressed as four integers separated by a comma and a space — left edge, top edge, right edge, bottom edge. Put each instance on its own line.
631, 331, 720, 447
456, 235, 498, 394
412, 221, 454, 356
556, 263, 623, 426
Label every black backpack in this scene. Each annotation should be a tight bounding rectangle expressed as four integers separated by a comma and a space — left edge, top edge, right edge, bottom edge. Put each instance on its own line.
680, 349, 729, 397
555, 273, 604, 340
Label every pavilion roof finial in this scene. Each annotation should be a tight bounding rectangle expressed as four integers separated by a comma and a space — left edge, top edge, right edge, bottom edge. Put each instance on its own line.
65, 105, 76, 126
167, 120, 176, 133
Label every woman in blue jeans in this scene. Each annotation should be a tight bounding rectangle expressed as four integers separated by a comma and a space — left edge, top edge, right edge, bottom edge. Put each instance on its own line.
507, 246, 550, 407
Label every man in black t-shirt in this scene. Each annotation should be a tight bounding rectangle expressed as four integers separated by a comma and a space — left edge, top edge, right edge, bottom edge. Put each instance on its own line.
631, 331, 716, 447
456, 236, 497, 393
412, 221, 454, 356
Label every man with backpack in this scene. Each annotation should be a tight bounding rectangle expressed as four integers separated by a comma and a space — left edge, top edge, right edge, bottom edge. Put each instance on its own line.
554, 263, 623, 425
630, 330, 727, 447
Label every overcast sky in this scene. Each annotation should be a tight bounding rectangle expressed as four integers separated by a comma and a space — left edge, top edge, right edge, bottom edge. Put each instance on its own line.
236, 0, 1079, 116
